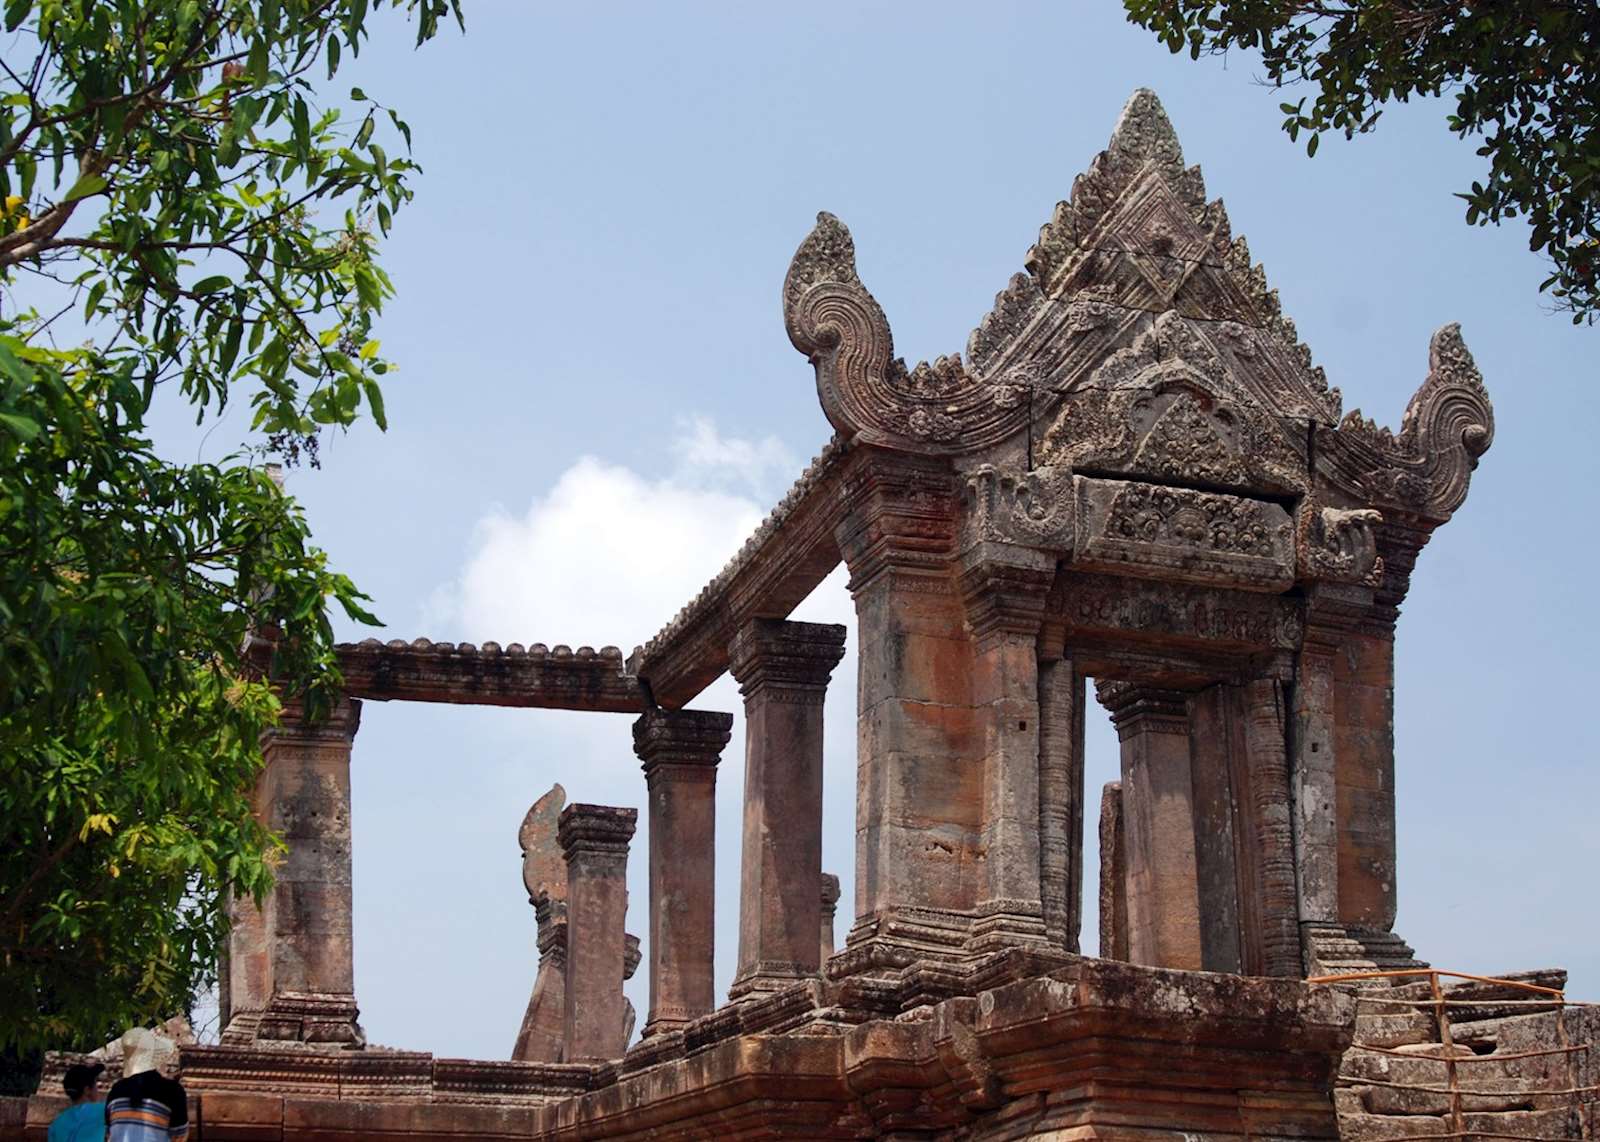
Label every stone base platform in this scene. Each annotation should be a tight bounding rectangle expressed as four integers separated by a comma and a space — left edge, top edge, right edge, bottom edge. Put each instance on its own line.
8, 957, 1358, 1141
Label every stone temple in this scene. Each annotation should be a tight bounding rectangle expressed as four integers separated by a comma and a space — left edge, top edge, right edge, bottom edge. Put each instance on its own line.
13, 89, 1597, 1141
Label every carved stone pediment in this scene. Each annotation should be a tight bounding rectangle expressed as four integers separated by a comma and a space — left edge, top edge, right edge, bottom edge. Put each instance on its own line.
1037, 311, 1308, 496
781, 85, 1491, 532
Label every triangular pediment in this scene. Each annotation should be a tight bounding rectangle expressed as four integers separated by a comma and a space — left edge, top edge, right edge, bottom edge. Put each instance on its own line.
782, 88, 1492, 522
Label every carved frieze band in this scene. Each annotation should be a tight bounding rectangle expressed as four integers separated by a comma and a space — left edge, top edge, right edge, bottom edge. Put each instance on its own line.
1058, 572, 1304, 651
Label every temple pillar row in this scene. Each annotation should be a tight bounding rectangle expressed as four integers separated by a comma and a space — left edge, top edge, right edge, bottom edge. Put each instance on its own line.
632, 707, 733, 1036
728, 618, 846, 998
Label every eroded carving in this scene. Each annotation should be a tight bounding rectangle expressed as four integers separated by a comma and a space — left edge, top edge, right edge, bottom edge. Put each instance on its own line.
961, 464, 1074, 550
1299, 505, 1383, 585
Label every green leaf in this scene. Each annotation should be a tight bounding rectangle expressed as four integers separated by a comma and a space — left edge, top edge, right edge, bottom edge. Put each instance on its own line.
0, 411, 41, 439
191, 275, 231, 295
61, 173, 108, 203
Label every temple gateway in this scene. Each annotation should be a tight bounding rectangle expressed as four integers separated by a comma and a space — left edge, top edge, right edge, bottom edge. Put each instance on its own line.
17, 89, 1597, 1142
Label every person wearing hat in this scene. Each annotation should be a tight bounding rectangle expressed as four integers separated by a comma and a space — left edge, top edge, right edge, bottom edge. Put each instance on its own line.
47, 1061, 106, 1142
105, 1028, 187, 1141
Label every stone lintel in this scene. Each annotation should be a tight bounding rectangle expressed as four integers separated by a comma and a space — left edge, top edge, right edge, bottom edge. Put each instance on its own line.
728, 618, 847, 697
335, 640, 643, 712
633, 438, 850, 710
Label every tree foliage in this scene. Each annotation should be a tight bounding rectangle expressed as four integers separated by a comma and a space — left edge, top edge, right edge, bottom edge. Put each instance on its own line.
0, 0, 460, 1052
1124, 1, 1600, 323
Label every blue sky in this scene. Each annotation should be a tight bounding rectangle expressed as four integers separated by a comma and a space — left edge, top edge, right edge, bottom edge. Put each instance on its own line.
142, 3, 1597, 1056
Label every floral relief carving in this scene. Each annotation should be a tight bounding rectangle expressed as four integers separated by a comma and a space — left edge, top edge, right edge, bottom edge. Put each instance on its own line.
1103, 484, 1283, 559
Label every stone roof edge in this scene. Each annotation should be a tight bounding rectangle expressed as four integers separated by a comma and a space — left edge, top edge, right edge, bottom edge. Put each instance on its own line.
634, 433, 849, 670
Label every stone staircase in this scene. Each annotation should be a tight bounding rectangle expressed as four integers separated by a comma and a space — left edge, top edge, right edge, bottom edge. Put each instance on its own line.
1305, 923, 1427, 977
1332, 969, 1599, 1142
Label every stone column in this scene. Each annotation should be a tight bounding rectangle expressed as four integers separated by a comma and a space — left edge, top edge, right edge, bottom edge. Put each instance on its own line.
1240, 676, 1304, 978
834, 449, 978, 958
819, 873, 840, 965
728, 618, 846, 998
1099, 684, 1202, 971
959, 547, 1055, 953
1098, 781, 1129, 961
559, 803, 636, 1062
255, 695, 363, 1044
1037, 656, 1086, 952
632, 707, 732, 1036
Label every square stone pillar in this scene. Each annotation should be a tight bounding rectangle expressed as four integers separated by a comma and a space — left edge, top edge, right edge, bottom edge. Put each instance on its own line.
1097, 781, 1128, 961
834, 449, 980, 958
632, 707, 733, 1036
959, 547, 1056, 952
1099, 683, 1202, 971
1037, 656, 1086, 952
250, 695, 362, 1045
728, 618, 846, 998
559, 803, 636, 1062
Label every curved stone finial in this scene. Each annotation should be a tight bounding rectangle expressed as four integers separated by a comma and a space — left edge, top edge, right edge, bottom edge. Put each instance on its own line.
519, 783, 567, 903
782, 213, 1034, 454
1323, 323, 1493, 521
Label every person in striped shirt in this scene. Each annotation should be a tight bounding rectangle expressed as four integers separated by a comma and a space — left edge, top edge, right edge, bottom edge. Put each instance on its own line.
105, 1029, 187, 1141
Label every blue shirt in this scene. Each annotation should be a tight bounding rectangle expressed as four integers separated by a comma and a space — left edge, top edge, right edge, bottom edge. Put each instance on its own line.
47, 1100, 105, 1142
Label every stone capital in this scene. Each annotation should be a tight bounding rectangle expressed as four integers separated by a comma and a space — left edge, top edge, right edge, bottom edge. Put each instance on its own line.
957, 542, 1056, 647
728, 618, 846, 699
558, 804, 638, 861
633, 707, 734, 779
266, 693, 362, 747
833, 447, 958, 593
1097, 681, 1189, 739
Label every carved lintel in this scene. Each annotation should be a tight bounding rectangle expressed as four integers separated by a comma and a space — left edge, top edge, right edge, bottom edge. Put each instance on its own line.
1073, 476, 1295, 592
1298, 504, 1383, 586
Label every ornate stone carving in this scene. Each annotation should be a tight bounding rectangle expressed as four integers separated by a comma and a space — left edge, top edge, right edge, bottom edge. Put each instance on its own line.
1039, 311, 1308, 496
1298, 504, 1383, 585
783, 213, 1037, 454
1319, 323, 1494, 522
960, 464, 1073, 550
1073, 477, 1295, 592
